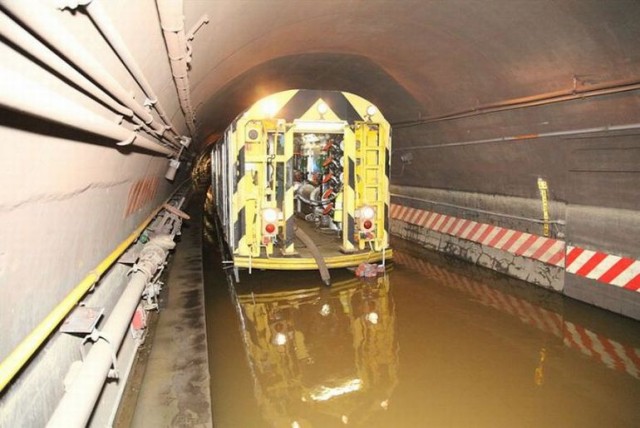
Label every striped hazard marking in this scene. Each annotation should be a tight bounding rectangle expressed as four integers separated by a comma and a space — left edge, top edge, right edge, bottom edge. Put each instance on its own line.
566, 245, 640, 292
391, 203, 640, 292
390, 204, 565, 267
394, 250, 640, 379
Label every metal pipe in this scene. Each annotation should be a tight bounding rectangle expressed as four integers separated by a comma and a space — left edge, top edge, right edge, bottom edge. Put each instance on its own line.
84, 0, 181, 139
156, 0, 197, 137
0, 195, 170, 393
398, 122, 640, 151
391, 193, 565, 225
394, 79, 640, 128
47, 234, 177, 428
0, 66, 176, 156
0, 11, 133, 118
2, 0, 172, 140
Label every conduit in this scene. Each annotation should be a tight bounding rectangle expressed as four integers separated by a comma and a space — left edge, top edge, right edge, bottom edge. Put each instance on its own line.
0, 66, 176, 156
0, 177, 190, 393
47, 234, 177, 428
399, 122, 640, 151
390, 193, 565, 225
394, 78, 640, 128
157, 0, 198, 137
84, 0, 181, 140
0, 11, 132, 118
2, 0, 175, 143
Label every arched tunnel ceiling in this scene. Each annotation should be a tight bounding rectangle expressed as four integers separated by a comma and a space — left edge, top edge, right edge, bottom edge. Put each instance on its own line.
182, 0, 640, 145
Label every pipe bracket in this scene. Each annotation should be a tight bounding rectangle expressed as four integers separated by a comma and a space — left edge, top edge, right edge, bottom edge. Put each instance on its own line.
117, 134, 136, 146
80, 330, 119, 379
143, 97, 158, 108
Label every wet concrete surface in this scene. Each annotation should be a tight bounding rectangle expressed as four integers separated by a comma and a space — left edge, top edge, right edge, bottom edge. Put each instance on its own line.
204, 235, 640, 427
129, 201, 212, 428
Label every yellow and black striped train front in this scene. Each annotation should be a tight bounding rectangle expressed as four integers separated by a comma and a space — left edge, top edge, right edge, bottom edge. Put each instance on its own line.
210, 89, 392, 271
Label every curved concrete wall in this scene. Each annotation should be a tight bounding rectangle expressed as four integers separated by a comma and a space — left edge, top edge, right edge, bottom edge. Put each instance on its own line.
1, 0, 639, 423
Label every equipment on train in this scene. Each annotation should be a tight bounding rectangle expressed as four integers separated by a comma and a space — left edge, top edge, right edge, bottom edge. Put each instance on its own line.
210, 90, 392, 282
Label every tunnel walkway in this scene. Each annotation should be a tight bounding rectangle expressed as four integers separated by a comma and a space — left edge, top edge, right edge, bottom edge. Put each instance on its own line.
123, 197, 212, 427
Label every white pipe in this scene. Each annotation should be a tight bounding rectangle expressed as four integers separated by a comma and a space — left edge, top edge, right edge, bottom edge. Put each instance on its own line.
106, 335, 140, 428
156, 0, 197, 137
0, 10, 133, 118
84, 0, 182, 142
47, 235, 176, 428
2, 0, 172, 140
0, 66, 176, 156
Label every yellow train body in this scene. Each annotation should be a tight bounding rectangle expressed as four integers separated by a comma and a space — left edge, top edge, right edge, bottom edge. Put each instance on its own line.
211, 89, 392, 271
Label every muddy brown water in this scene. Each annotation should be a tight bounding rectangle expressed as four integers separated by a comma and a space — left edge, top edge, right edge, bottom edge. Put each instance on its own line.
203, 238, 640, 428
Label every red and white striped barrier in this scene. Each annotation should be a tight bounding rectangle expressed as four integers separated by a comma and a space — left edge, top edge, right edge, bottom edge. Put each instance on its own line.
566, 245, 640, 292
393, 250, 640, 380
390, 204, 565, 267
391, 203, 640, 292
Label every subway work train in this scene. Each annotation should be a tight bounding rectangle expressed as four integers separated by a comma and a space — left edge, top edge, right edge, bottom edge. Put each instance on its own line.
210, 89, 392, 282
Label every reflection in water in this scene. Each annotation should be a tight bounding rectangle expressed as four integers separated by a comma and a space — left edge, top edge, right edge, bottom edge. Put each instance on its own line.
232, 275, 398, 427
206, 209, 640, 428
394, 251, 640, 382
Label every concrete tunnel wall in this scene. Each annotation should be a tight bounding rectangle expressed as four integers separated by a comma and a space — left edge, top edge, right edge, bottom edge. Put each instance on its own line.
1, 0, 639, 424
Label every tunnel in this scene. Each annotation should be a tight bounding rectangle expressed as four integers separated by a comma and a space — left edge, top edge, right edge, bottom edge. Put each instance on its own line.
1, 0, 639, 426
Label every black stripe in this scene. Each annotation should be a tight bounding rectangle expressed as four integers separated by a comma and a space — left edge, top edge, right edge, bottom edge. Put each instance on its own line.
348, 157, 355, 190
384, 202, 389, 233
234, 145, 245, 194
234, 206, 246, 249
279, 90, 363, 122
347, 214, 355, 246
385, 147, 390, 179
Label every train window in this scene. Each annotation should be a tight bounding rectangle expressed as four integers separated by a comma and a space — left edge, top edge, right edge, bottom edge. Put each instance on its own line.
267, 132, 285, 157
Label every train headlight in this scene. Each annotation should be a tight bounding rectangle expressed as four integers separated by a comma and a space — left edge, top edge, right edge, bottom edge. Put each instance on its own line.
317, 101, 329, 116
360, 205, 375, 220
366, 105, 378, 117
263, 208, 280, 237
358, 205, 376, 233
263, 208, 278, 223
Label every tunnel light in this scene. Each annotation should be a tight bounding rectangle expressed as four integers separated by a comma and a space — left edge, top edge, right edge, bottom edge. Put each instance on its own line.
317, 101, 329, 115
164, 159, 180, 181
366, 105, 378, 117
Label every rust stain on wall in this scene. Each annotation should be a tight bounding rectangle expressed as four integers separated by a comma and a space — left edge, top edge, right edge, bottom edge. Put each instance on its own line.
124, 177, 159, 217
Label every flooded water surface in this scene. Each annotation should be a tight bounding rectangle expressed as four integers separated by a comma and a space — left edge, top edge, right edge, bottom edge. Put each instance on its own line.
204, 241, 640, 427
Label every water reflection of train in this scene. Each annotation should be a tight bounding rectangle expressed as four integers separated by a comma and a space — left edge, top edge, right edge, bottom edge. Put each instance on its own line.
232, 273, 398, 427
210, 90, 392, 283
